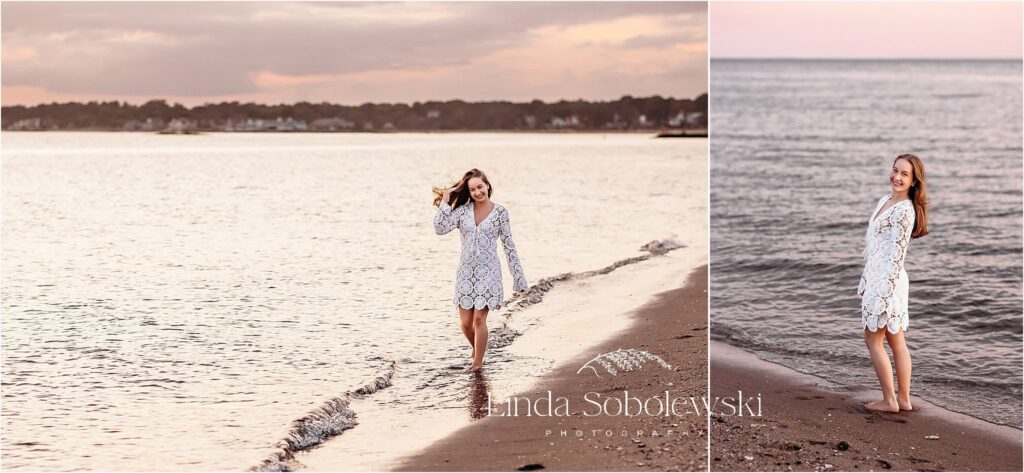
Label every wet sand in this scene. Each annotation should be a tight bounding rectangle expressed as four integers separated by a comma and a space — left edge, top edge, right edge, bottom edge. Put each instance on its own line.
394, 265, 709, 471
710, 341, 1023, 472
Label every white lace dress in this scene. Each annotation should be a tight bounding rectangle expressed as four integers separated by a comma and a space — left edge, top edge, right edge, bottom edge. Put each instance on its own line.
434, 201, 528, 310
857, 194, 915, 333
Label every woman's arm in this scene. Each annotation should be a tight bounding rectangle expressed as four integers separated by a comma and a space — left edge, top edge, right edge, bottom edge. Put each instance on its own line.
433, 202, 460, 235
877, 203, 914, 306
497, 207, 529, 293
858, 195, 888, 297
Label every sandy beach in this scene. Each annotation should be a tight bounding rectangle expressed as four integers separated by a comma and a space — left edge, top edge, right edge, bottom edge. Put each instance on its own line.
396, 264, 709, 471
710, 341, 1023, 472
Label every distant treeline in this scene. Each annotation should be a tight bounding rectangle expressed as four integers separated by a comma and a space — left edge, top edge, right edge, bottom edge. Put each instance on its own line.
1, 94, 707, 132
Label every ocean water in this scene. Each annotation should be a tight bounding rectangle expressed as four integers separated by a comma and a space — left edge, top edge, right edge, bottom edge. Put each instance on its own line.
1, 131, 707, 470
710, 59, 1023, 428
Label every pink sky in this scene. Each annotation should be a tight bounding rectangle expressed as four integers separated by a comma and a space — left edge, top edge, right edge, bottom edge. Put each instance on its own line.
712, 1, 1022, 59
1, 1, 707, 107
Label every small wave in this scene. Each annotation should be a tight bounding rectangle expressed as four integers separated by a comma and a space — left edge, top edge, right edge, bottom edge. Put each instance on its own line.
501, 239, 685, 318
249, 361, 397, 472
713, 257, 860, 276
933, 93, 983, 99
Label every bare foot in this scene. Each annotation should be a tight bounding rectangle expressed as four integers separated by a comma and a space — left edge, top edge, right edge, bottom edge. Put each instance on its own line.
897, 396, 913, 411
865, 399, 899, 413
464, 363, 483, 372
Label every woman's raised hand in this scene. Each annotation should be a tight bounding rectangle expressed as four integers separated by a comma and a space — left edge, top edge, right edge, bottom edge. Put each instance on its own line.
442, 186, 456, 202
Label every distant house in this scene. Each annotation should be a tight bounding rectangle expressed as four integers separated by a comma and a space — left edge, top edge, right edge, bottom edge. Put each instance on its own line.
668, 112, 686, 127
229, 117, 308, 132
382, 122, 396, 131
637, 114, 648, 126
311, 117, 355, 131
550, 115, 579, 128
523, 115, 537, 128
164, 118, 198, 133
670, 111, 704, 127
362, 121, 374, 131
426, 110, 441, 119
10, 118, 43, 130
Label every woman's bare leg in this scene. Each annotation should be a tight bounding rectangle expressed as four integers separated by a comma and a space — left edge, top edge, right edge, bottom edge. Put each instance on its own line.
864, 327, 899, 412
467, 308, 489, 372
458, 307, 475, 356
885, 329, 913, 410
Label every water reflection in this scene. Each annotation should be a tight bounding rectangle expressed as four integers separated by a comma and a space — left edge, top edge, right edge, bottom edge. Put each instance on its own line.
467, 370, 492, 420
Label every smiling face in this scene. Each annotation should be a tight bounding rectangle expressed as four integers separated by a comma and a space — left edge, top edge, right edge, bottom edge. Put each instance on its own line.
467, 177, 490, 203
890, 158, 916, 194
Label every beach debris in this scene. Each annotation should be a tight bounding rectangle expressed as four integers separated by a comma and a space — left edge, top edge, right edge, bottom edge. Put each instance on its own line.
743, 455, 754, 461
823, 463, 834, 470
836, 441, 850, 451
876, 459, 893, 469
780, 442, 802, 451
517, 464, 545, 471
576, 348, 672, 378
924, 435, 940, 440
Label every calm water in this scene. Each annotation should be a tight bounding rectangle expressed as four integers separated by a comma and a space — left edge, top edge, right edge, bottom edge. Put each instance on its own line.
1, 132, 706, 470
710, 59, 1023, 428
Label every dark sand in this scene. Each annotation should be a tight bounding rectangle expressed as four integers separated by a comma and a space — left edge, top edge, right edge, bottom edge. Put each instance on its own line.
710, 341, 1023, 472
396, 265, 709, 471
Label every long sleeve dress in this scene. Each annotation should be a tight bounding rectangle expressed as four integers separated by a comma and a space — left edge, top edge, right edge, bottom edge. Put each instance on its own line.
434, 201, 528, 310
857, 194, 915, 334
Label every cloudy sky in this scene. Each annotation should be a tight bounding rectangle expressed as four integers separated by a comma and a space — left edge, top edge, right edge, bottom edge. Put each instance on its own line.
712, 1, 1022, 59
1, 1, 707, 107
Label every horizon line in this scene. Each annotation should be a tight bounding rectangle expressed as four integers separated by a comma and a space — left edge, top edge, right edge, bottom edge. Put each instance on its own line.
1, 92, 710, 109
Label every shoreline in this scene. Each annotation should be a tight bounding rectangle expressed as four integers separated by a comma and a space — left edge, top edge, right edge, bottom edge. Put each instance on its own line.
0, 129, 697, 135
292, 255, 709, 471
395, 264, 709, 471
710, 340, 1023, 472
